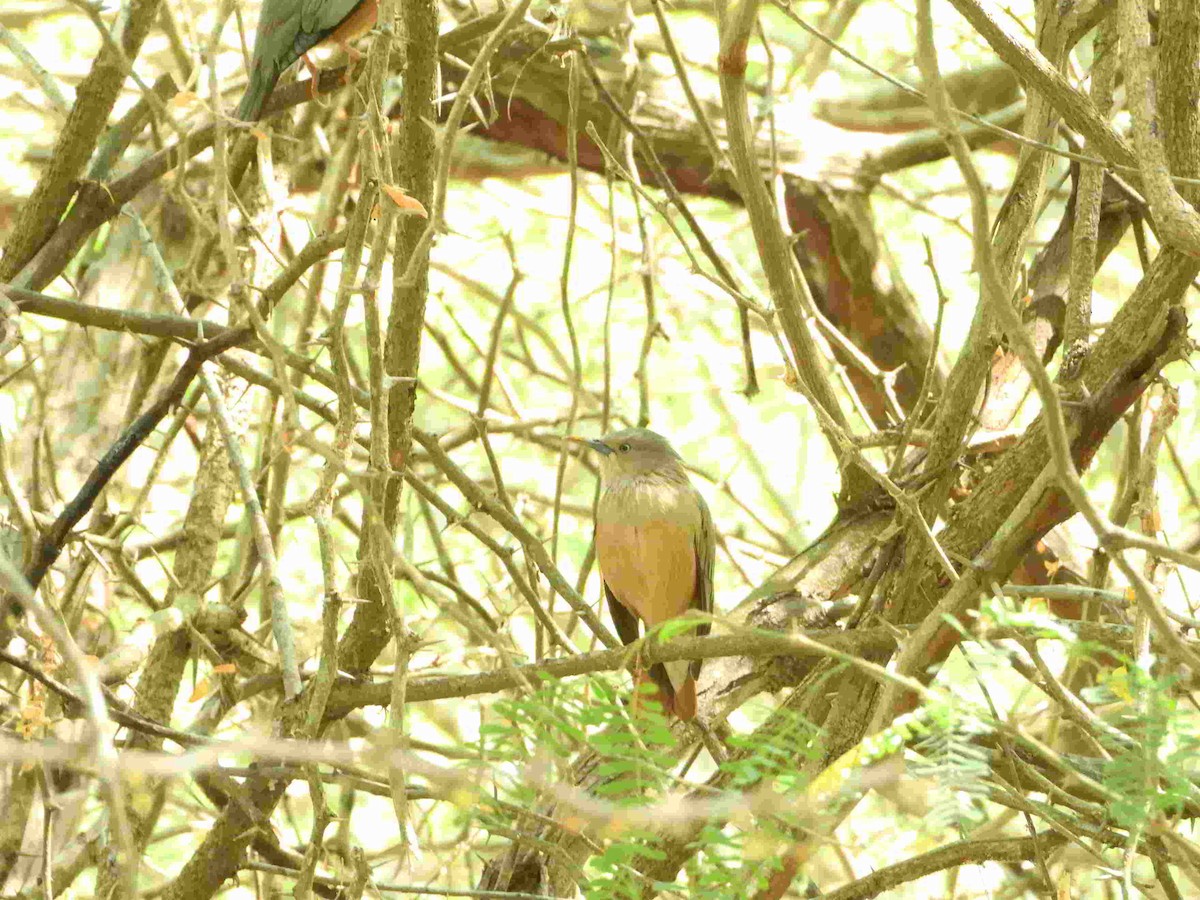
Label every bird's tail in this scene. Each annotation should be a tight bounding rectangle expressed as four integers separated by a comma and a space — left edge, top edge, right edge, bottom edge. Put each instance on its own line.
671, 676, 696, 721
642, 663, 697, 721
237, 70, 275, 121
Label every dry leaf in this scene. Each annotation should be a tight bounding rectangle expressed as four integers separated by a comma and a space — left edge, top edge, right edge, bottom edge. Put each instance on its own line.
382, 184, 429, 217
19, 692, 48, 739
560, 815, 585, 834
189, 678, 213, 703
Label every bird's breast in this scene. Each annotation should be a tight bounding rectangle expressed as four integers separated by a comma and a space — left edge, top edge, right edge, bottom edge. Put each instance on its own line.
595, 477, 701, 626
596, 478, 701, 528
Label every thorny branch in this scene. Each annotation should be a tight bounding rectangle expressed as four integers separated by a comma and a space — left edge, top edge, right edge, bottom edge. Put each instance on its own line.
1, 1, 1199, 898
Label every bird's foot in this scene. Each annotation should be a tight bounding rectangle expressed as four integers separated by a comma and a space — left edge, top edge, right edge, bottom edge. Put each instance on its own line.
301, 55, 329, 105
630, 665, 670, 719
304, 55, 328, 102
338, 43, 363, 85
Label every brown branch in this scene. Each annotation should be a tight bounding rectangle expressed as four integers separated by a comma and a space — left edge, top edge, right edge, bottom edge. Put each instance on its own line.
411, 428, 618, 648
10, 15, 502, 292
10, 285, 237, 342
818, 834, 1068, 900
324, 627, 900, 717
946, 0, 1136, 170
0, 649, 208, 747
0, 0, 164, 280
816, 60, 1020, 131
25, 335, 223, 589
716, 0, 870, 506
20, 226, 345, 591
1120, 0, 1200, 256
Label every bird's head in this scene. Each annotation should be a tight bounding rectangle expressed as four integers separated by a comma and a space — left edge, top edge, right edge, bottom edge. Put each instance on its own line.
570, 428, 685, 483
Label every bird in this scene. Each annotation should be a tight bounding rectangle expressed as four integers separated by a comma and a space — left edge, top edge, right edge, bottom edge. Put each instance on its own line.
572, 428, 714, 721
566, 0, 651, 33
236, 0, 379, 121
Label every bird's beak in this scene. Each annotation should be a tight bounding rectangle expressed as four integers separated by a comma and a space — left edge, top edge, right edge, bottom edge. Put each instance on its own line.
567, 435, 613, 455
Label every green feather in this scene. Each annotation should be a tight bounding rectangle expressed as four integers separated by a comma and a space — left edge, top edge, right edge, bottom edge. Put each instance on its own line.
236, 0, 366, 121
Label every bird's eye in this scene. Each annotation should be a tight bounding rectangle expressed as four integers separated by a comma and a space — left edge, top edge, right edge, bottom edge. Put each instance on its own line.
619, 443, 631, 452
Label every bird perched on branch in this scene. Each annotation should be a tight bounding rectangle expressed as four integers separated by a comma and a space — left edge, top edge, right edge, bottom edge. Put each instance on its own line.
572, 428, 714, 721
237, 0, 379, 121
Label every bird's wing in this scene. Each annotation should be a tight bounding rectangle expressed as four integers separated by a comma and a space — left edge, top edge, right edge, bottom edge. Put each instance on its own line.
297, 0, 366, 55
603, 580, 642, 646
692, 489, 715, 625
238, 0, 305, 119
238, 0, 368, 119
689, 489, 715, 679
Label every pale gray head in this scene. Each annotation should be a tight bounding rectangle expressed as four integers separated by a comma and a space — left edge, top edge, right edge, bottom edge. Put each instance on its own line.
571, 427, 686, 482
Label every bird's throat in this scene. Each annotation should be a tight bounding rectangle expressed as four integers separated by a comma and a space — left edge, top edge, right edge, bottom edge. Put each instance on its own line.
599, 474, 699, 527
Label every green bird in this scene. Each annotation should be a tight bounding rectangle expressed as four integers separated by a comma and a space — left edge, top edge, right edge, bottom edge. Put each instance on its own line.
237, 0, 379, 121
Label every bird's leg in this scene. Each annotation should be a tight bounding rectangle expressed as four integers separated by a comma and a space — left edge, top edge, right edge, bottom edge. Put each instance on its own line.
631, 655, 671, 718
624, 641, 652, 718
302, 44, 361, 101
301, 54, 325, 103
631, 666, 654, 718
337, 42, 363, 86
628, 641, 645, 717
